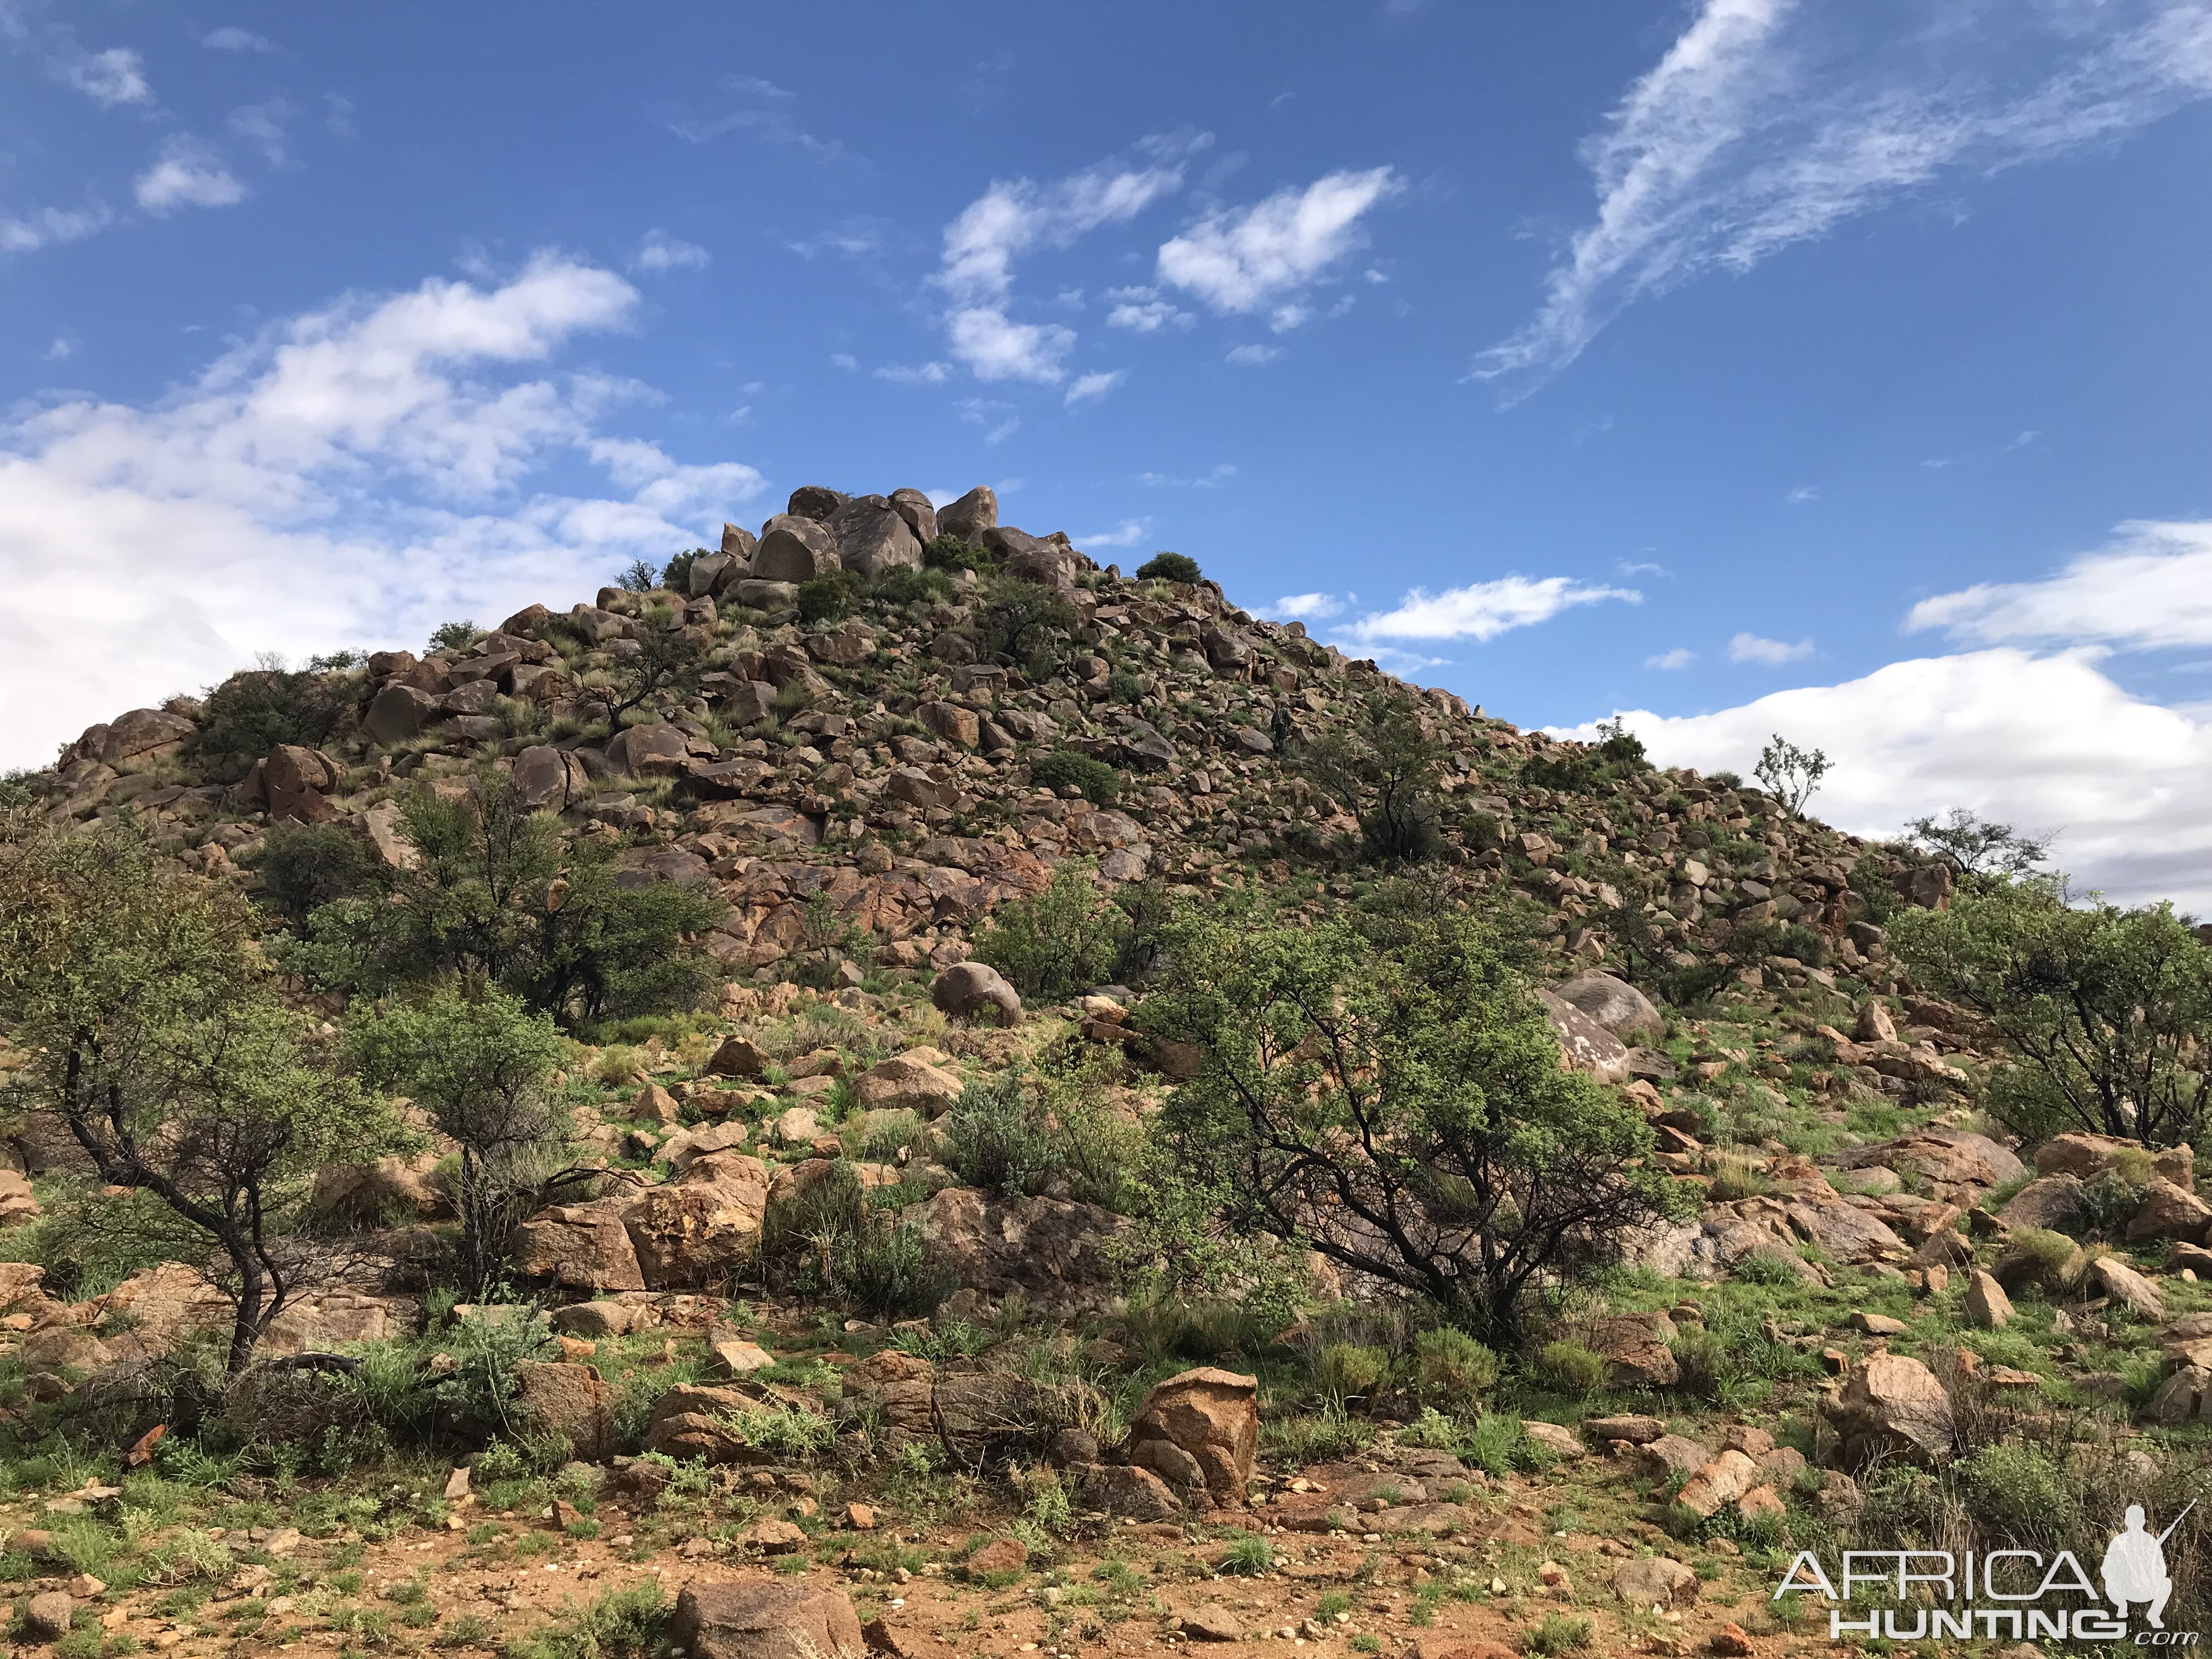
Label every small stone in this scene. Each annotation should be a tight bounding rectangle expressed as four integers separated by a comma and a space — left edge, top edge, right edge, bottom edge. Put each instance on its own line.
969, 1537, 1028, 1576
845, 1503, 877, 1530
1521, 1420, 1583, 1458
1180, 1605, 1243, 1642
25, 1591, 75, 1641
1711, 1622, 1756, 1656
1850, 1310, 1906, 1336
747, 1517, 807, 1553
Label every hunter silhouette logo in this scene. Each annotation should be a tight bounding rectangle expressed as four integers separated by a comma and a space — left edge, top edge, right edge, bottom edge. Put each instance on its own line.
1776, 1499, 2201, 1644
2106, 1501, 2194, 1629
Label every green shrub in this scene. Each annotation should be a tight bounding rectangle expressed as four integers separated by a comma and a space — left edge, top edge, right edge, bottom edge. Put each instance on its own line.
2077, 1168, 2144, 1235
503, 1581, 668, 1659
1463, 1414, 1550, 1477
246, 821, 380, 927
1029, 749, 1121, 806
874, 565, 956, 608
1219, 1536, 1275, 1576
943, 1075, 1056, 1200
1705, 1158, 1771, 1202
1135, 552, 1201, 585
194, 654, 362, 780
1535, 1340, 1607, 1395
973, 860, 1126, 1000
661, 550, 702, 594
1315, 1342, 1390, 1408
1525, 1615, 1592, 1656
924, 535, 996, 573
428, 620, 481, 654
797, 570, 867, 624
758, 1160, 953, 1318
2008, 1226, 2084, 1289
1414, 1327, 1500, 1410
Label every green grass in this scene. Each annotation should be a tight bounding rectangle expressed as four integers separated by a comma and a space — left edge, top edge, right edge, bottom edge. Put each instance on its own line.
1217, 1536, 1275, 1576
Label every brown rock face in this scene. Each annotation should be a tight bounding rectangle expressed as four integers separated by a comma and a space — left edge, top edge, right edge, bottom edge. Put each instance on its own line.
932, 961, 1021, 1026
918, 1187, 1131, 1313
510, 1205, 645, 1293
754, 515, 840, 583
1551, 972, 1664, 1043
1071, 1462, 1182, 1519
936, 485, 997, 543
622, 1172, 768, 1289
262, 743, 342, 823
671, 1579, 865, 1659
2129, 1177, 2212, 1243
854, 1054, 966, 1118
1826, 1352, 1954, 1467
516, 1362, 614, 1462
1537, 989, 1631, 1085
829, 496, 923, 578
1126, 1367, 1257, 1508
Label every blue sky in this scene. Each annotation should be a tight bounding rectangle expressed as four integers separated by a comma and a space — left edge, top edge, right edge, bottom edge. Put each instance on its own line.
5, 1, 2212, 902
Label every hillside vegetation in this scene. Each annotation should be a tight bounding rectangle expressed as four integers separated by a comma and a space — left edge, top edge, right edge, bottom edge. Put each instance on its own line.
4, 481, 2211, 1658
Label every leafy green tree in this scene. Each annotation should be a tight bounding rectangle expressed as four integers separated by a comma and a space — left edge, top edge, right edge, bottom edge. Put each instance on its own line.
246, 821, 380, 927
0, 821, 404, 1371
973, 860, 1127, 1000
1905, 807, 2055, 883
345, 988, 584, 1297
1138, 898, 1689, 1343
1890, 878, 2212, 1149
299, 771, 722, 1029
662, 549, 704, 593
1296, 691, 1447, 864
797, 569, 867, 624
1136, 552, 1201, 584
972, 571, 1079, 678
583, 613, 708, 727
427, 620, 482, 654
195, 653, 363, 781
1754, 733, 1831, 815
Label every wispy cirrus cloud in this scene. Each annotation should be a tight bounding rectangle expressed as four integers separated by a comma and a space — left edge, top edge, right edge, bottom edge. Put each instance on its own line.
1064, 369, 1124, 405
1476, 0, 2212, 395
667, 75, 850, 160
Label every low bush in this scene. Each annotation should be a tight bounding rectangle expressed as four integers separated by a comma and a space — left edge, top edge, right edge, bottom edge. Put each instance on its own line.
246, 822, 380, 927
1315, 1342, 1390, 1408
874, 565, 957, 608
797, 570, 867, 624
1534, 1340, 1607, 1395
1029, 749, 1121, 806
1414, 1327, 1500, 1411
972, 860, 1126, 1001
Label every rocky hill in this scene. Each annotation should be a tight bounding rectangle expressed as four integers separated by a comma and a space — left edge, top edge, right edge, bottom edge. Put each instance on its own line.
4, 481, 2208, 1659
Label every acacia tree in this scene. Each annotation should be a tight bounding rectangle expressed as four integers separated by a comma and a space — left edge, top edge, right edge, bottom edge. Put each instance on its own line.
1905, 807, 2055, 882
1891, 878, 2212, 1149
0, 821, 403, 1372
1295, 691, 1447, 864
1138, 898, 1690, 1343
345, 988, 585, 1298
1755, 733, 1831, 815
298, 770, 723, 1029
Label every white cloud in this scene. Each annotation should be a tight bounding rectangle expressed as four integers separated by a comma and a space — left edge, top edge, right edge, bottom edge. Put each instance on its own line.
873, 361, 951, 385
1064, 369, 1124, 405
1081, 518, 1152, 548
1566, 648, 2212, 909
1906, 518, 2212, 651
633, 230, 710, 273
204, 27, 275, 53
668, 76, 847, 159
1729, 631, 1814, 664
228, 101, 295, 166
1225, 343, 1282, 365
936, 156, 1192, 305
1646, 647, 1696, 669
1158, 167, 1402, 314
1476, 0, 2212, 392
983, 417, 1021, 446
1271, 591, 1347, 620
829, 353, 859, 371
783, 217, 890, 261
1344, 574, 1640, 643
55, 44, 149, 106
134, 138, 248, 213
1269, 301, 1312, 332
0, 255, 768, 770
1105, 287, 1194, 331
1, 203, 112, 255
1786, 484, 1819, 504
1141, 464, 1237, 488
946, 307, 1075, 384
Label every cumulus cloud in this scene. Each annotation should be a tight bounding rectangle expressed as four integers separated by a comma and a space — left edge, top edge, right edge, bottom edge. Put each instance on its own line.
0, 255, 767, 769
929, 143, 1202, 382
1477, 0, 2212, 393
1564, 648, 2212, 909
1, 203, 113, 255
1270, 591, 1348, 620
633, 230, 710, 273
1343, 574, 1639, 644
134, 138, 248, 213
1081, 518, 1152, 548
1907, 518, 2212, 651
1104, 286, 1194, 331
945, 307, 1075, 384
54, 43, 149, 106
1729, 631, 1814, 664
1646, 647, 1696, 669
1064, 370, 1124, 405
1158, 167, 1402, 314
